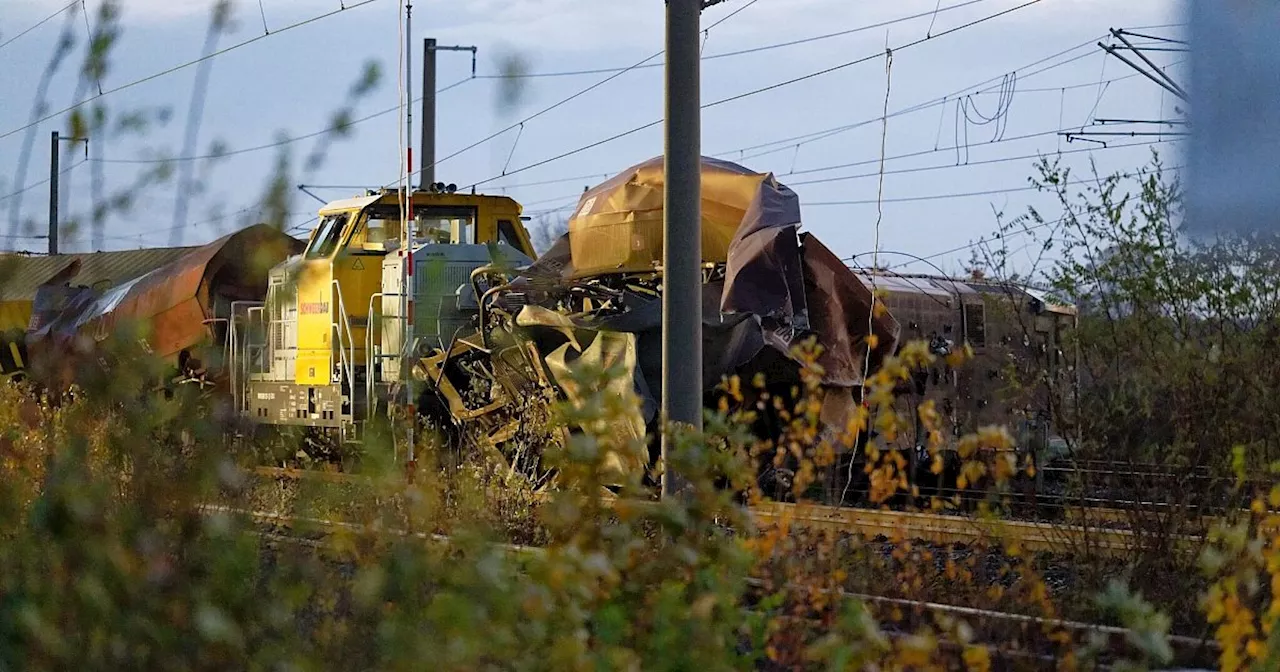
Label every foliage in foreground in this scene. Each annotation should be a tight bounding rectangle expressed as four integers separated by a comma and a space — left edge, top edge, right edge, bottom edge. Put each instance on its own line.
0, 326, 1239, 672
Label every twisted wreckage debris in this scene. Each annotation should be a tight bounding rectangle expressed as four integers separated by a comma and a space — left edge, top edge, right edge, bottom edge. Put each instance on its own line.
10, 157, 898, 486
417, 156, 900, 481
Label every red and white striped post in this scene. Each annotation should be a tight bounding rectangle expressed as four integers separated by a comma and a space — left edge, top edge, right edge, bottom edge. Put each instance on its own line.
403, 0, 417, 476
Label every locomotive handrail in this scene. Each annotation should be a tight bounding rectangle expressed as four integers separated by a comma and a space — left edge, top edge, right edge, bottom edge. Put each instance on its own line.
200, 316, 229, 381
247, 306, 266, 376
228, 312, 240, 413
365, 291, 403, 419
245, 306, 266, 413
331, 280, 356, 400
365, 292, 382, 414
228, 301, 264, 414
330, 280, 357, 441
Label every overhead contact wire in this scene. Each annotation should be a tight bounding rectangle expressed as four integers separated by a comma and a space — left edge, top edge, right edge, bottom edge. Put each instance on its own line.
466, 0, 1053, 189
0, 0, 385, 142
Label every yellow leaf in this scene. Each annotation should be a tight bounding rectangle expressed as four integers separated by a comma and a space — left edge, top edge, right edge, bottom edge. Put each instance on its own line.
963, 645, 991, 672
691, 594, 717, 620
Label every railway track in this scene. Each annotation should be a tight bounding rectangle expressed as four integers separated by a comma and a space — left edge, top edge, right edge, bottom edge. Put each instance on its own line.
249, 466, 1267, 559
202, 504, 544, 558
749, 501, 1205, 558
210, 502, 1221, 667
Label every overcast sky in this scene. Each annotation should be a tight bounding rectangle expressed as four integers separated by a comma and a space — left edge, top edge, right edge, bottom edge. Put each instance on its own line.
0, 0, 1183, 275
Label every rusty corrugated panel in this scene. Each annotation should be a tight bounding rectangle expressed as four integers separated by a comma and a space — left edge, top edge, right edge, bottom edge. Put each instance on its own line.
0, 247, 196, 302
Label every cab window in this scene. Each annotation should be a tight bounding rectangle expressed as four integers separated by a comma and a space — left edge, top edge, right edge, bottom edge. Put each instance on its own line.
352, 206, 403, 248
417, 206, 477, 244
305, 213, 350, 259
497, 219, 526, 252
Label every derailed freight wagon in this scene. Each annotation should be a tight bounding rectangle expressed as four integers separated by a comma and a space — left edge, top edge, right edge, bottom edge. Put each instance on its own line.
0, 246, 198, 382
846, 270, 1078, 495
414, 156, 901, 491
14, 224, 302, 393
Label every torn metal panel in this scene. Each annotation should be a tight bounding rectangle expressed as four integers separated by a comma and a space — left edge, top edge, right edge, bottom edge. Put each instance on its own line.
542, 329, 649, 482
512, 282, 769, 426
413, 325, 568, 486
520, 232, 574, 284
1021, 285, 1077, 316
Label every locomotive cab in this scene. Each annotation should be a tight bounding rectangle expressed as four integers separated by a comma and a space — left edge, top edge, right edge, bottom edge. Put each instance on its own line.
230, 187, 536, 441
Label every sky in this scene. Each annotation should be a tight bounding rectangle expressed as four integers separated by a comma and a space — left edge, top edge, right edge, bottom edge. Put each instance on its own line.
0, 0, 1185, 277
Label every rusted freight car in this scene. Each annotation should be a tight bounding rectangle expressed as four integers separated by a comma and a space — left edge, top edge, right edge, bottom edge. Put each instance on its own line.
827, 268, 1077, 505
2, 224, 301, 392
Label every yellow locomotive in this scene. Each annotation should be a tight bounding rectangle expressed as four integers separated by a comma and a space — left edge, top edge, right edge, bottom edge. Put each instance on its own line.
227, 185, 537, 443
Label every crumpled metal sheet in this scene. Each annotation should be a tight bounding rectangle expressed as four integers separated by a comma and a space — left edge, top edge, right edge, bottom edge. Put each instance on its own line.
541, 329, 649, 482
514, 280, 769, 421
26, 224, 301, 376
567, 156, 787, 276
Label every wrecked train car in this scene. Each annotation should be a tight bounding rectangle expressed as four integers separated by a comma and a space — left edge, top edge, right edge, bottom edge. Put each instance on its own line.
421, 156, 901, 484
0, 246, 198, 382
848, 270, 1078, 493
17, 224, 302, 391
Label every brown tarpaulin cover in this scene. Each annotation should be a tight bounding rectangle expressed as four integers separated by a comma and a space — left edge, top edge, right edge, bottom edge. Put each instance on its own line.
800, 233, 899, 388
